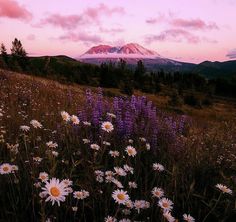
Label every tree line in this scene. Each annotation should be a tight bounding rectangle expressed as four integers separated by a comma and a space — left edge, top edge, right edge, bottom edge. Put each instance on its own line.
1, 38, 236, 102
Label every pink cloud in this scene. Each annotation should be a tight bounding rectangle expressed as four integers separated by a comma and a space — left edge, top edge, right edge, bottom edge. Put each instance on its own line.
99, 26, 124, 34
226, 49, 236, 59
39, 4, 125, 30
26, 34, 35, 41
146, 29, 200, 44
171, 18, 218, 30
59, 32, 102, 44
0, 0, 32, 21
39, 14, 84, 30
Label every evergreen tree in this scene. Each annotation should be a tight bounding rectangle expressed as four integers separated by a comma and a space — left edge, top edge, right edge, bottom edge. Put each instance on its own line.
11, 38, 27, 57
0, 43, 7, 56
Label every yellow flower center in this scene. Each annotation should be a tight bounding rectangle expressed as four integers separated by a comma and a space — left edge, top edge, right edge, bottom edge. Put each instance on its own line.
3, 166, 9, 172
40, 175, 46, 180
50, 187, 60, 197
117, 193, 125, 200
105, 124, 110, 129
163, 202, 169, 208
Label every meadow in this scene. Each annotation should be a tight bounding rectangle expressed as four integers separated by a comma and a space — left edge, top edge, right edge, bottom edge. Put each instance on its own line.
0, 69, 235, 222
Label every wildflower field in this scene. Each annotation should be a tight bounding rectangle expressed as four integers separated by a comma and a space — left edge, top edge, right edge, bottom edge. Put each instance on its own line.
0, 69, 236, 222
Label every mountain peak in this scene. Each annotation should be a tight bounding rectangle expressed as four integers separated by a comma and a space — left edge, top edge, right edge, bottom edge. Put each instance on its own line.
81, 43, 160, 58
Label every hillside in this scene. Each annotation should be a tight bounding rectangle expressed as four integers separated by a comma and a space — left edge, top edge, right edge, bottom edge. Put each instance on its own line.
192, 60, 236, 79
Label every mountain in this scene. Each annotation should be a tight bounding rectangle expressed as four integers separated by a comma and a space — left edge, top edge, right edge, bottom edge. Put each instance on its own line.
192, 60, 236, 79
79, 43, 195, 72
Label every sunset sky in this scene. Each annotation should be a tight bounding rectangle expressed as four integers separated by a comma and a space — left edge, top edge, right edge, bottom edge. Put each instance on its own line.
0, 0, 236, 63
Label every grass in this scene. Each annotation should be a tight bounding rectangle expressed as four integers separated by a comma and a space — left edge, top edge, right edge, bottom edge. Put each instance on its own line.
0, 69, 236, 222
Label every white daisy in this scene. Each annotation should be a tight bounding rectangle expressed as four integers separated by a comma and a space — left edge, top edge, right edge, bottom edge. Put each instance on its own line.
112, 189, 129, 205
152, 187, 164, 198
39, 172, 49, 182
109, 150, 120, 158
158, 198, 173, 212
73, 190, 89, 200
128, 181, 137, 189
71, 115, 80, 125
163, 211, 176, 222
183, 213, 195, 222
46, 141, 58, 149
104, 216, 117, 222
41, 178, 69, 206
0, 163, 12, 174
90, 144, 100, 151
125, 146, 137, 157
215, 184, 232, 195
114, 167, 127, 176
30, 120, 42, 129
101, 121, 114, 133
20, 125, 30, 132
61, 111, 70, 122
153, 163, 165, 172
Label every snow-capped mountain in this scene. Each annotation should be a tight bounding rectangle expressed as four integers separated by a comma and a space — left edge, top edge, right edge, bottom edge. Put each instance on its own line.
80, 43, 160, 59
78, 43, 195, 71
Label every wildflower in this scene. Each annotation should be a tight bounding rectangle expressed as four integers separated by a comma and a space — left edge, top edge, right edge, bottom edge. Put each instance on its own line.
123, 165, 134, 174
152, 187, 164, 198
107, 112, 116, 118
105, 216, 117, 222
39, 172, 49, 182
109, 150, 120, 158
146, 143, 151, 150
158, 198, 173, 212
83, 121, 91, 126
119, 219, 131, 222
134, 200, 150, 213
20, 125, 30, 132
163, 211, 176, 222
153, 163, 165, 172
30, 120, 42, 129
82, 138, 90, 144
52, 151, 59, 157
0, 163, 12, 174
72, 206, 78, 212
114, 167, 127, 176
46, 141, 58, 149
103, 141, 111, 146
11, 165, 18, 172
101, 121, 114, 133
112, 179, 123, 188
128, 139, 133, 144
61, 111, 70, 122
71, 115, 80, 125
34, 182, 41, 188
128, 181, 137, 189
139, 137, 146, 142
33, 156, 43, 162
183, 214, 195, 222
125, 146, 137, 157
62, 179, 73, 187
41, 178, 69, 206
215, 184, 232, 195
73, 190, 89, 200
112, 189, 129, 205
90, 144, 100, 151
125, 200, 134, 209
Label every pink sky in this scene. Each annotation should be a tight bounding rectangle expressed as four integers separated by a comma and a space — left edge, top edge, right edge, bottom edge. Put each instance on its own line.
0, 0, 236, 63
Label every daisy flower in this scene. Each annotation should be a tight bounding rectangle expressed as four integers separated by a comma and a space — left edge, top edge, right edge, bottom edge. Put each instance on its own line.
109, 150, 120, 158
125, 146, 137, 157
39, 172, 49, 182
125, 200, 134, 209
30, 120, 42, 129
33, 156, 43, 162
71, 115, 80, 125
41, 178, 69, 206
61, 111, 70, 122
112, 189, 129, 205
101, 121, 114, 133
107, 113, 116, 118
128, 181, 137, 189
73, 190, 89, 200
114, 167, 127, 176
0, 163, 12, 174
82, 138, 90, 144
123, 165, 134, 174
153, 163, 165, 172
83, 121, 91, 126
62, 179, 73, 187
104, 216, 117, 222
20, 125, 30, 132
183, 214, 195, 222
163, 211, 176, 222
158, 198, 173, 212
46, 141, 58, 149
90, 144, 100, 151
152, 187, 164, 198
112, 179, 123, 188
215, 184, 232, 195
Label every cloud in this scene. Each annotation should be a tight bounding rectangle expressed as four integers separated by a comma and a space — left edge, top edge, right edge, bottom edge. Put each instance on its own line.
145, 29, 200, 44
171, 18, 218, 30
99, 27, 124, 34
146, 14, 218, 31
226, 49, 236, 59
0, 0, 32, 21
39, 4, 125, 30
59, 32, 102, 44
